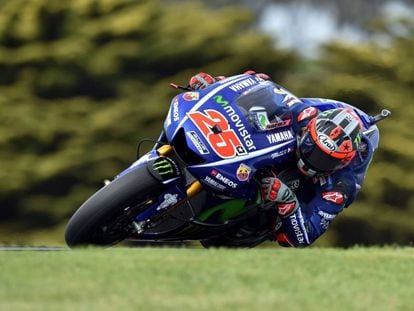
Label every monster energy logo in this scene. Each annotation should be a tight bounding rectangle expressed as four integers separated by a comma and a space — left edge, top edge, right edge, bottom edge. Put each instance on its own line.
354, 132, 362, 147
319, 110, 333, 117
258, 113, 268, 127
214, 95, 230, 106
152, 159, 175, 175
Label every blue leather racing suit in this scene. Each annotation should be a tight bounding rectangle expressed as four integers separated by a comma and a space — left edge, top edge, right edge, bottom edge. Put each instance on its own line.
187, 73, 379, 248
271, 92, 379, 247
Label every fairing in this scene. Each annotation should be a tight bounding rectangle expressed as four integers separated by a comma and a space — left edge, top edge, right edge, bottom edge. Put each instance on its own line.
162, 75, 297, 199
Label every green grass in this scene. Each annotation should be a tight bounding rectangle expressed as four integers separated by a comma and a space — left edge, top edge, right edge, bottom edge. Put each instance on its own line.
0, 247, 413, 311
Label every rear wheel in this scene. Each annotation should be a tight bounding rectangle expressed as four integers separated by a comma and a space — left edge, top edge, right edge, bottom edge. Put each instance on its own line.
200, 234, 269, 248
200, 211, 273, 248
65, 165, 165, 247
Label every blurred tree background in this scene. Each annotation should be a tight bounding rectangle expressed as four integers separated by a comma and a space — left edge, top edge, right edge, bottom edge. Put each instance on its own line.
0, 0, 412, 246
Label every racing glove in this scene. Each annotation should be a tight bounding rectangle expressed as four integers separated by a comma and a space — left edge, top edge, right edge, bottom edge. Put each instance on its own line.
188, 71, 271, 91
261, 177, 299, 217
243, 70, 272, 81
188, 72, 217, 90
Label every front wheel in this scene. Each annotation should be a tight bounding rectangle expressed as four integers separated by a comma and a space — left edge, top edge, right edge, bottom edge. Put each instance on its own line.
65, 165, 165, 247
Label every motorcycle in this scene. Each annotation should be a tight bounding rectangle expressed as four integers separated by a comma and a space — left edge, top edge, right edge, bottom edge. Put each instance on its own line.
65, 74, 390, 248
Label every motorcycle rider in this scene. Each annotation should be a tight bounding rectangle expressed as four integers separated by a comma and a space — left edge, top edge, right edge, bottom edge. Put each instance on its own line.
187, 71, 378, 247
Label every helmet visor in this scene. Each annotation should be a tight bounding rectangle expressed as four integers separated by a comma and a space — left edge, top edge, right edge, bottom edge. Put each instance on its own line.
299, 131, 347, 173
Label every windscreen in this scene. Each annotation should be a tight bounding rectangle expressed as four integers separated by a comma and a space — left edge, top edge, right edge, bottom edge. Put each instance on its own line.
235, 81, 288, 119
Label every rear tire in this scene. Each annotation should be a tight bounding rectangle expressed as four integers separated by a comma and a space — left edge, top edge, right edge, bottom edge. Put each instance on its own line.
65, 166, 165, 247
200, 234, 269, 249
200, 211, 273, 248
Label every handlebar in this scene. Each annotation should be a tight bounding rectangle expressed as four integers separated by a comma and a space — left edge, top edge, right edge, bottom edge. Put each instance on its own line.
370, 109, 391, 125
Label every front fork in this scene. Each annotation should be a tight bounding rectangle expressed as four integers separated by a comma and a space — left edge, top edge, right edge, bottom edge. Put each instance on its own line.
155, 145, 203, 197
132, 145, 203, 234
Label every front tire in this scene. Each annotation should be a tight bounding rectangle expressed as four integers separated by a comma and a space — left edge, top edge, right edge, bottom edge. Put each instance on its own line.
65, 165, 165, 247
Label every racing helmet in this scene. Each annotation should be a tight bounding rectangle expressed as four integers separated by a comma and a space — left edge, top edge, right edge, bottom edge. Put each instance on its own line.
297, 108, 363, 177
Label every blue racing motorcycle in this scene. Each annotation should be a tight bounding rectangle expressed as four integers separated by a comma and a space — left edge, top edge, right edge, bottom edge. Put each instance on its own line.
65, 74, 389, 247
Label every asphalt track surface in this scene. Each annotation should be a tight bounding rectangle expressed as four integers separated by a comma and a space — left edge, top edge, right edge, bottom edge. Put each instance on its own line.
0, 246, 69, 251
